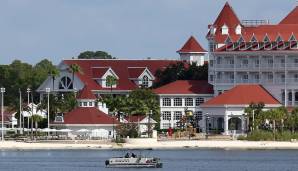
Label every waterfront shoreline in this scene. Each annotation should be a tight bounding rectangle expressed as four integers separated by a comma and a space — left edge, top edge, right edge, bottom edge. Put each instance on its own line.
2, 139, 298, 150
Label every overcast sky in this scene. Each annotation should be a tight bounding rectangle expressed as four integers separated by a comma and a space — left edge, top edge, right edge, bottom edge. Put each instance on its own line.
0, 0, 296, 65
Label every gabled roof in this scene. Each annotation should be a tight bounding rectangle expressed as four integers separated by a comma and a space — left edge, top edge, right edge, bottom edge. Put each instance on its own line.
54, 107, 119, 125
213, 2, 240, 28
177, 36, 206, 53
153, 80, 214, 95
77, 86, 96, 99
63, 60, 180, 91
202, 85, 280, 106
0, 107, 16, 122
280, 6, 298, 24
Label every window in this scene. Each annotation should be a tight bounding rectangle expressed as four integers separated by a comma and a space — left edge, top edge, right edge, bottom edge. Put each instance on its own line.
295, 74, 298, 82
89, 102, 93, 106
83, 102, 87, 106
295, 59, 298, 64
59, 76, 73, 89
268, 73, 273, 81
255, 74, 260, 80
217, 57, 221, 64
268, 59, 273, 66
174, 111, 182, 120
79, 102, 82, 107
242, 59, 248, 66
194, 111, 203, 121
162, 123, 171, 129
229, 59, 234, 65
142, 75, 149, 88
210, 60, 214, 67
162, 111, 171, 120
162, 98, 171, 106
210, 75, 214, 81
174, 98, 182, 106
195, 97, 204, 106
185, 98, 193, 106
109, 131, 112, 135
255, 59, 259, 67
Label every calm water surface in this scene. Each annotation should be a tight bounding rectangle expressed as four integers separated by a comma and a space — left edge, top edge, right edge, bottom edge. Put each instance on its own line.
0, 149, 298, 171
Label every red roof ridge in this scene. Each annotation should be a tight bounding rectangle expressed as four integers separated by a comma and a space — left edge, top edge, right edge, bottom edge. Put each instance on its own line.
213, 2, 240, 28
280, 6, 298, 24
153, 80, 213, 95
202, 84, 280, 106
77, 86, 97, 99
177, 36, 207, 53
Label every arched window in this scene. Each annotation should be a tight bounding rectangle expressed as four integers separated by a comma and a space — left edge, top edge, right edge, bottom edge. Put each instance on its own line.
59, 76, 73, 89
142, 75, 149, 88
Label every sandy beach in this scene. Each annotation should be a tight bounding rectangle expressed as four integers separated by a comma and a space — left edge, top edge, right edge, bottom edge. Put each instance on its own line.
1, 139, 298, 150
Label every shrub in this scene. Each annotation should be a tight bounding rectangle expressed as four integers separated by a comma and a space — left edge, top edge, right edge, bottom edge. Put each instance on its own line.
246, 130, 274, 141
237, 135, 247, 140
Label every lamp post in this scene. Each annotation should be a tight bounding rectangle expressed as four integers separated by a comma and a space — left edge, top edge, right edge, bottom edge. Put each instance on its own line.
26, 88, 31, 132
46, 88, 51, 133
205, 113, 210, 140
19, 89, 23, 135
1, 87, 5, 141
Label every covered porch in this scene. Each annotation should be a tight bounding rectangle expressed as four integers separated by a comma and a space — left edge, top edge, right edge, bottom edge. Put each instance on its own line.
202, 112, 247, 136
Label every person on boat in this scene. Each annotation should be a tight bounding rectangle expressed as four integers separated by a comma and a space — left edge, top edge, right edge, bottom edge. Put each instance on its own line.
131, 153, 136, 158
125, 153, 130, 158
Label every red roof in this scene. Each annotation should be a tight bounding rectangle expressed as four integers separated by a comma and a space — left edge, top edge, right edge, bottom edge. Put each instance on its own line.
92, 67, 109, 78
125, 115, 146, 123
202, 85, 280, 106
213, 2, 240, 29
127, 67, 146, 78
55, 107, 119, 125
177, 36, 206, 53
63, 60, 179, 91
280, 6, 298, 24
208, 3, 298, 51
0, 107, 15, 122
77, 86, 96, 99
153, 80, 213, 94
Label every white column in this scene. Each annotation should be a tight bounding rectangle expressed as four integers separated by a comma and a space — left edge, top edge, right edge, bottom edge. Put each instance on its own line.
241, 115, 245, 134
292, 89, 295, 107
224, 114, 229, 135
202, 114, 206, 133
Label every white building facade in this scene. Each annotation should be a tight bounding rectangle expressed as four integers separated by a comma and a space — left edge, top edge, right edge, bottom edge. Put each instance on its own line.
206, 2, 298, 107
154, 80, 214, 131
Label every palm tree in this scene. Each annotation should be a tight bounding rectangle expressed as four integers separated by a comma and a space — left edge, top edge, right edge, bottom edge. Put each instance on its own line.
69, 64, 82, 90
48, 68, 60, 90
287, 108, 298, 133
31, 114, 44, 138
106, 75, 117, 93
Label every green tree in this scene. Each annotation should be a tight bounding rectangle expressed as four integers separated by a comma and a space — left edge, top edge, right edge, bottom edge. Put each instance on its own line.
78, 51, 115, 59
48, 67, 60, 90
106, 75, 117, 93
285, 108, 298, 133
69, 64, 82, 90
153, 62, 208, 88
244, 102, 265, 131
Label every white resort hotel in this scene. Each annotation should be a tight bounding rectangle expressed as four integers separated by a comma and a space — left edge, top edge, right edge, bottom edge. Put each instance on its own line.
3, 2, 298, 138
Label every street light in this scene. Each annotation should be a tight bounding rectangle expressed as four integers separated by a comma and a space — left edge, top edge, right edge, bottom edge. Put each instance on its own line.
45, 88, 51, 132
205, 113, 210, 140
1, 87, 6, 141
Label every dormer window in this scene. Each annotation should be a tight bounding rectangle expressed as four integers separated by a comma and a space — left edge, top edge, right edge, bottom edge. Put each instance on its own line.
105, 75, 117, 88
221, 24, 229, 35
142, 75, 149, 88
289, 34, 297, 49
59, 76, 73, 90
235, 24, 242, 35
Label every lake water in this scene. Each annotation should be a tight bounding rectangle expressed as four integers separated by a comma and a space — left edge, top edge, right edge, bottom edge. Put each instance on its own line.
0, 149, 298, 171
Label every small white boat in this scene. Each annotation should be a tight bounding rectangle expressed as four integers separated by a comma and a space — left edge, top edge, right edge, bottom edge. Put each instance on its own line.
105, 153, 162, 168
